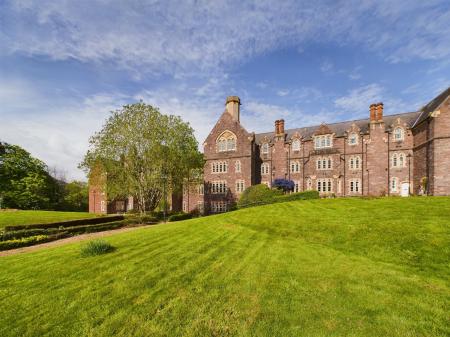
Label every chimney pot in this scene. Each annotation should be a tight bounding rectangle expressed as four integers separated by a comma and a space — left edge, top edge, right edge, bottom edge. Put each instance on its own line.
376, 102, 384, 121
370, 103, 376, 122
279, 119, 285, 134
225, 96, 241, 122
275, 120, 280, 134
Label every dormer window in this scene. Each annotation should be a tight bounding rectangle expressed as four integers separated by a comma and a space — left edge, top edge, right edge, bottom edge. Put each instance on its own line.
261, 143, 269, 154
292, 139, 301, 151
348, 133, 358, 145
393, 127, 404, 142
314, 135, 332, 149
217, 131, 237, 152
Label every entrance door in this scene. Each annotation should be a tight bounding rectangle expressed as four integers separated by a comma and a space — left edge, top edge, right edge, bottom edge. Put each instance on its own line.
400, 182, 409, 197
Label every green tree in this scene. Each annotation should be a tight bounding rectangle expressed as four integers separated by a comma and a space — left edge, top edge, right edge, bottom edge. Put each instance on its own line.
0, 142, 58, 209
80, 102, 204, 214
60, 181, 89, 211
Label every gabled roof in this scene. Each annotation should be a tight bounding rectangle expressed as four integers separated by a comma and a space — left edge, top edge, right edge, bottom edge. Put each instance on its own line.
255, 111, 420, 143
413, 86, 450, 127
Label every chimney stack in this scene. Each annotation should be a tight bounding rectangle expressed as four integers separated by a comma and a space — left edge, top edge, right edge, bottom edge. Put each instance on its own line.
370, 103, 376, 122
225, 96, 241, 122
376, 102, 383, 121
275, 120, 280, 134
279, 119, 285, 134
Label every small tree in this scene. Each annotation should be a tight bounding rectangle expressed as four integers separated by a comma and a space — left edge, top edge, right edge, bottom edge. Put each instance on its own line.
80, 102, 203, 214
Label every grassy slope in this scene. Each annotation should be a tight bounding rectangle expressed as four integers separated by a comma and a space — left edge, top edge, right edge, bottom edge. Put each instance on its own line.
0, 198, 449, 337
0, 210, 96, 229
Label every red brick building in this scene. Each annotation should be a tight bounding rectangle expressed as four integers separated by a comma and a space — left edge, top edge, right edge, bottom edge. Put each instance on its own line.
183, 87, 450, 214
90, 87, 450, 214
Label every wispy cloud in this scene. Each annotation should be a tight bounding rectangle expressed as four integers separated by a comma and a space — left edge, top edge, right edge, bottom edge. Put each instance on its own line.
2, 0, 449, 76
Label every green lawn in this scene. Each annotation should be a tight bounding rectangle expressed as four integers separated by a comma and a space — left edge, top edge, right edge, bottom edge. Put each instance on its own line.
0, 197, 449, 336
0, 210, 97, 229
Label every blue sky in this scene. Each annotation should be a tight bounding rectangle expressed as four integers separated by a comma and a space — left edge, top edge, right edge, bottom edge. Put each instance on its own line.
1, 0, 449, 180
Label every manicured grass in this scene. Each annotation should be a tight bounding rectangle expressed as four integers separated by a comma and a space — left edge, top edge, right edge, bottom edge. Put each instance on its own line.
0, 210, 97, 229
0, 197, 449, 336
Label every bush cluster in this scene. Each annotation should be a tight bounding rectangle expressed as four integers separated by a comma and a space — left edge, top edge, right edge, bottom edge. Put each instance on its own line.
0, 220, 131, 251
237, 184, 283, 208
80, 240, 115, 257
0, 232, 69, 251
4, 215, 124, 231
237, 185, 319, 209
168, 213, 193, 222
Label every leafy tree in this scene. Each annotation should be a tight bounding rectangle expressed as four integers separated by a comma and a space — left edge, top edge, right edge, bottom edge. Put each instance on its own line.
60, 181, 89, 211
80, 102, 204, 214
0, 142, 58, 209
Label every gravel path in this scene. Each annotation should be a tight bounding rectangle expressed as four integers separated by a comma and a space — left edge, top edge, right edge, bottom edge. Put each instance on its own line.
0, 224, 159, 257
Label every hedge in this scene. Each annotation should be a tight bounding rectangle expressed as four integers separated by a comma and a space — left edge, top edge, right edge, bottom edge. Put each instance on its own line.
238, 189, 319, 209
0, 232, 70, 251
168, 213, 193, 222
1, 220, 131, 241
4, 215, 124, 231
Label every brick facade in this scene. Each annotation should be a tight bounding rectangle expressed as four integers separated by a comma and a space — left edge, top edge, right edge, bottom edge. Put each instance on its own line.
185, 88, 450, 214
90, 87, 450, 214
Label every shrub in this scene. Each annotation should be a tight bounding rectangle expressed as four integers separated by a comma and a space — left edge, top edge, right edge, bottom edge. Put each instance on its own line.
272, 179, 295, 193
4, 215, 124, 231
237, 184, 283, 209
80, 240, 115, 257
238, 188, 319, 209
277, 190, 319, 202
0, 232, 69, 251
168, 213, 193, 222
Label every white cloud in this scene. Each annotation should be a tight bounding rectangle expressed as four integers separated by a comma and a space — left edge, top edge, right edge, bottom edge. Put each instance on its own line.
333, 83, 418, 118
277, 89, 290, 97
0, 81, 128, 181
1, 0, 449, 76
334, 84, 384, 117
320, 60, 333, 73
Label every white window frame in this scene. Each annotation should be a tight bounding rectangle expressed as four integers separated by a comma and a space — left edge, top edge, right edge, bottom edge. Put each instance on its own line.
211, 181, 227, 194
212, 161, 228, 174
292, 139, 301, 151
306, 178, 312, 190
314, 135, 333, 149
391, 177, 398, 192
235, 160, 241, 173
211, 201, 227, 213
316, 178, 332, 193
317, 157, 332, 170
391, 152, 406, 168
261, 143, 269, 154
349, 179, 361, 193
349, 156, 361, 170
290, 161, 300, 173
293, 181, 300, 193
393, 127, 404, 142
235, 179, 245, 193
261, 163, 270, 175
198, 184, 204, 195
217, 131, 237, 152
348, 133, 359, 145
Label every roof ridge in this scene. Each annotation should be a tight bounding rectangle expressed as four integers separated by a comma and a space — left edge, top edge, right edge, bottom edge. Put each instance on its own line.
255, 110, 419, 136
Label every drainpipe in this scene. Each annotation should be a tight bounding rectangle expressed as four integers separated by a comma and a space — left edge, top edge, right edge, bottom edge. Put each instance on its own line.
387, 131, 390, 196
302, 139, 305, 191
366, 142, 369, 195
361, 135, 364, 195
343, 135, 346, 196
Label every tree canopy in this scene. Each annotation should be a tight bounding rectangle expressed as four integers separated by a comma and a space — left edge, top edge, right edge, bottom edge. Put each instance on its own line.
0, 142, 59, 209
80, 102, 204, 213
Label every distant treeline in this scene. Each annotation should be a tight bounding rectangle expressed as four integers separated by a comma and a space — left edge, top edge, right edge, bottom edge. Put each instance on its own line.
0, 142, 88, 211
